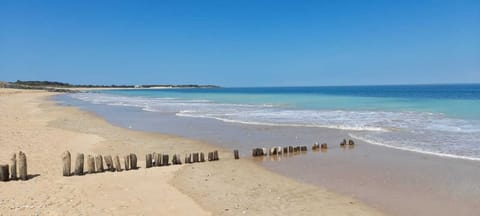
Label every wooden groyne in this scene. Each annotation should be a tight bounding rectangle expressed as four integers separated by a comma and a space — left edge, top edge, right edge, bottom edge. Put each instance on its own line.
60, 150, 222, 177
251, 139, 357, 158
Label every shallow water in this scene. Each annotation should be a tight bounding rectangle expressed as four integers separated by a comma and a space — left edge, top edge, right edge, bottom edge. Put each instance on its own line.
56, 94, 480, 216
67, 85, 480, 160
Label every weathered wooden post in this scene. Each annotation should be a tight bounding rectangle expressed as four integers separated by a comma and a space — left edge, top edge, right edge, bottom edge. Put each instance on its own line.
192, 153, 199, 163
213, 150, 219, 160
74, 153, 84, 176
130, 153, 137, 169
176, 154, 182, 164
288, 146, 293, 153
104, 155, 115, 171
269, 147, 276, 156
173, 154, 180, 165
87, 155, 95, 174
283, 147, 288, 154
162, 154, 169, 166
348, 140, 355, 146
18, 151, 28, 180
172, 154, 178, 165
207, 152, 213, 161
10, 153, 17, 180
321, 143, 328, 149
124, 155, 130, 171
146, 154, 153, 168
234, 150, 239, 159
0, 164, 9, 181
157, 153, 163, 166
95, 155, 104, 173
152, 153, 158, 166
340, 139, 347, 147
152, 153, 157, 166
276, 147, 282, 155
62, 151, 71, 176
200, 152, 205, 162
114, 155, 122, 172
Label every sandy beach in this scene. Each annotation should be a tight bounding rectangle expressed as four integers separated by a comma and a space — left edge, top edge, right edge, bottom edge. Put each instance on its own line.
0, 88, 384, 215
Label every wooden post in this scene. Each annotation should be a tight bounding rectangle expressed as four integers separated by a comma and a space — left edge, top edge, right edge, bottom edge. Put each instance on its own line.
104, 155, 114, 171
288, 146, 293, 153
158, 153, 163, 166
213, 150, 219, 161
152, 153, 158, 166
10, 153, 17, 180
87, 155, 95, 174
172, 154, 178, 165
18, 151, 28, 180
95, 155, 104, 173
74, 153, 84, 176
340, 139, 347, 147
192, 153, 199, 163
146, 154, 153, 168
152, 153, 157, 166
208, 152, 213, 161
124, 155, 130, 171
234, 150, 239, 159
174, 154, 182, 165
269, 147, 276, 156
162, 154, 169, 166
321, 143, 328, 149
62, 151, 71, 176
200, 152, 205, 162
348, 140, 355, 146
0, 164, 9, 181
283, 147, 288, 154
130, 153, 137, 169
276, 147, 282, 155
114, 155, 122, 172
176, 154, 182, 164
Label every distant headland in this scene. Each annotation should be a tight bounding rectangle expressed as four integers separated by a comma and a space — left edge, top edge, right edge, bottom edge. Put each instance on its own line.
0, 80, 220, 93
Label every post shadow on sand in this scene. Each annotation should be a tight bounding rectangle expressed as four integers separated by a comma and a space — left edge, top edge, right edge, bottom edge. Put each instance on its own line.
27, 174, 41, 180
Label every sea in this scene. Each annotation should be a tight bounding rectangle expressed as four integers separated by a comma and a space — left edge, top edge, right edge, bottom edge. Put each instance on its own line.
60, 84, 480, 161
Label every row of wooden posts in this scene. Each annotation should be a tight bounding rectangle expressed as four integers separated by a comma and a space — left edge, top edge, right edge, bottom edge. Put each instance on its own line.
62, 151, 138, 176
145, 150, 222, 168
0, 151, 28, 181
62, 150, 224, 176
252, 139, 356, 157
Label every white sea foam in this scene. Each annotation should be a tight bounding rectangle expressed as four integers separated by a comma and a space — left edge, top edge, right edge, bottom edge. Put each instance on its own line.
69, 92, 480, 160
349, 133, 480, 161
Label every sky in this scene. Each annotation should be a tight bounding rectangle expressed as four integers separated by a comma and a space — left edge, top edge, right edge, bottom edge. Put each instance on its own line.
1, 0, 479, 87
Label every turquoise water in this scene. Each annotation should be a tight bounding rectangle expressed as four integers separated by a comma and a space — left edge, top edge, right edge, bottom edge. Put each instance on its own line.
69, 84, 480, 160
97, 85, 480, 119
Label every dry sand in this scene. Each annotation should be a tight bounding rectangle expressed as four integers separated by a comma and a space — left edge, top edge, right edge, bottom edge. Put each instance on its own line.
0, 89, 384, 215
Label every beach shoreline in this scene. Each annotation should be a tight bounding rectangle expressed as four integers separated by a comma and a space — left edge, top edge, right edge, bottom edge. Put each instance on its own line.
58, 89, 480, 216
0, 88, 383, 215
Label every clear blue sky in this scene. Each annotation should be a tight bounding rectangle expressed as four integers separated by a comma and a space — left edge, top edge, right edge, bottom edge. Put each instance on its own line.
1, 0, 479, 86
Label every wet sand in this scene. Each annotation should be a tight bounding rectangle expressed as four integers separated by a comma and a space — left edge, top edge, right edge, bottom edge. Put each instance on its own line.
61, 95, 480, 216
0, 89, 382, 215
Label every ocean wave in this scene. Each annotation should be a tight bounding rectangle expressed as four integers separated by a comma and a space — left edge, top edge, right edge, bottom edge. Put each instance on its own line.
349, 133, 480, 161
68, 92, 480, 160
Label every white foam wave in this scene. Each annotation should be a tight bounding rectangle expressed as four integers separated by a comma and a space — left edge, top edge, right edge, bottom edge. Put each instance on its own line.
349, 133, 480, 161
68, 92, 480, 160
